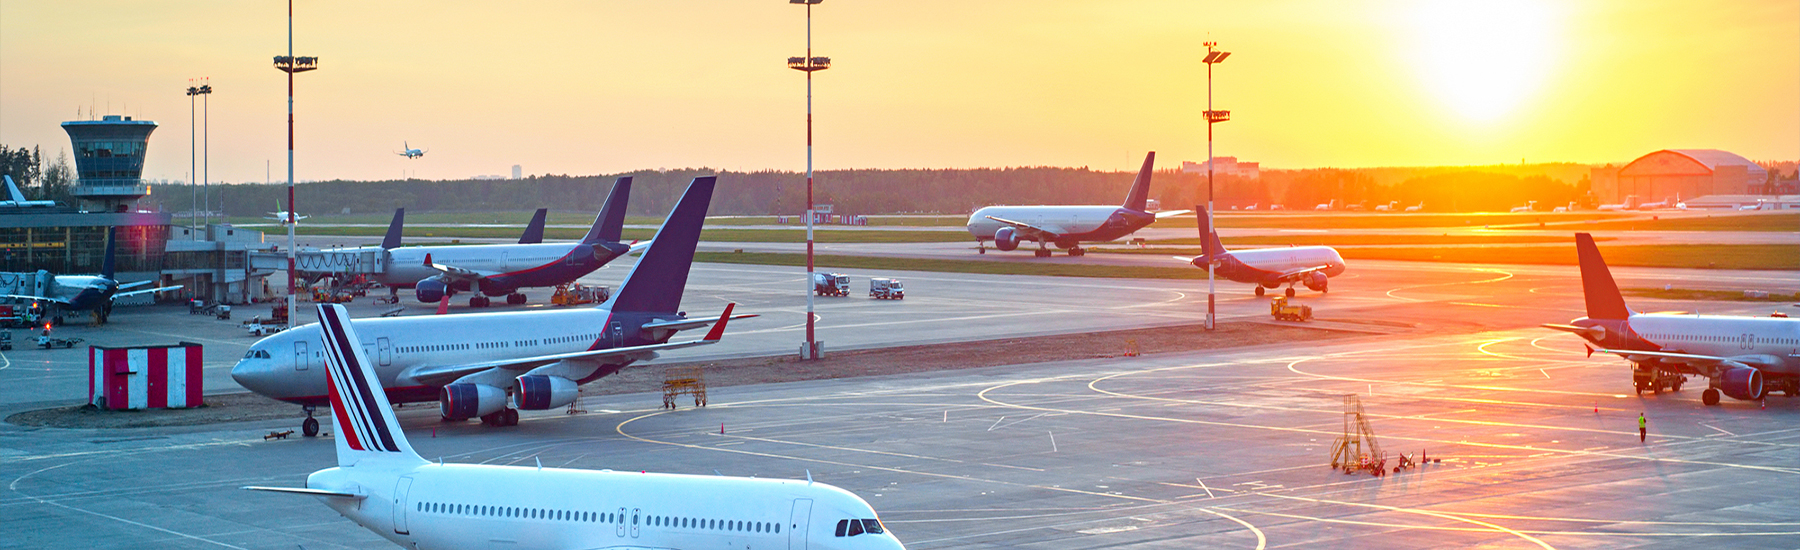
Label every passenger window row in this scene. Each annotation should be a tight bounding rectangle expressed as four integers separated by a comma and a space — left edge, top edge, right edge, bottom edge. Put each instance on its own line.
416, 501, 780, 534
645, 514, 779, 534
834, 518, 885, 537
393, 333, 604, 356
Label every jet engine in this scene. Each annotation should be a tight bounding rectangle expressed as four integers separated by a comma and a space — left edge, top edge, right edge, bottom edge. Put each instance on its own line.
1303, 272, 1329, 292
415, 278, 451, 303
1719, 365, 1765, 401
994, 227, 1020, 251
440, 382, 507, 420
515, 374, 580, 410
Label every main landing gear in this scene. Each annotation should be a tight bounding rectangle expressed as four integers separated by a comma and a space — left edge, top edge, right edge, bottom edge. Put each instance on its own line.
505, 292, 527, 305
469, 295, 491, 308
1702, 388, 1721, 406
301, 405, 320, 437
479, 408, 520, 427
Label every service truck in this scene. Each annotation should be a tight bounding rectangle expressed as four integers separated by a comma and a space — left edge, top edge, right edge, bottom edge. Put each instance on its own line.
869, 278, 904, 300
812, 272, 850, 297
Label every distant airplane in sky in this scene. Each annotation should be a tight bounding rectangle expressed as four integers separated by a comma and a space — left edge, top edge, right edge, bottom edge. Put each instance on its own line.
1, 175, 57, 208
965, 151, 1186, 257
1177, 208, 1347, 298
244, 302, 901, 550
267, 200, 308, 224
397, 142, 427, 159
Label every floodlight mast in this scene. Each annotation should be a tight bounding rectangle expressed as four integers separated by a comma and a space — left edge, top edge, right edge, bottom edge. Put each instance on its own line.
1202, 42, 1230, 330
272, 0, 318, 329
789, 0, 830, 360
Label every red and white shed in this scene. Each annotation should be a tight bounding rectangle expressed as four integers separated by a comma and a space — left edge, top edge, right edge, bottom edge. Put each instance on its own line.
89, 343, 204, 410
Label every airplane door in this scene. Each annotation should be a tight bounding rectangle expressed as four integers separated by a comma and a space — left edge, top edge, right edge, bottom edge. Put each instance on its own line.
392, 476, 414, 535
377, 337, 392, 366
609, 321, 624, 347
293, 341, 309, 371
630, 507, 640, 538
788, 498, 813, 550
616, 507, 627, 537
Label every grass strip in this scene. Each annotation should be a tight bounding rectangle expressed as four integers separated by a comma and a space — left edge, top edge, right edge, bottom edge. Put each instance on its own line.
1544, 212, 1798, 232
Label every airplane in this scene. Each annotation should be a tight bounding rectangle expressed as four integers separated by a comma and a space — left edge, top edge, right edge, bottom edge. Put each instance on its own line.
396, 141, 426, 159
1551, 202, 1577, 213
267, 200, 308, 224
232, 176, 751, 436
1543, 233, 1799, 406
1373, 201, 1399, 212
1176, 207, 1347, 298
1510, 201, 1537, 213
1313, 199, 1337, 211
965, 152, 1187, 257
1243, 203, 1258, 211
1404, 201, 1425, 212
0, 227, 182, 323
1597, 195, 1638, 211
372, 178, 642, 307
244, 303, 903, 550
1, 175, 57, 208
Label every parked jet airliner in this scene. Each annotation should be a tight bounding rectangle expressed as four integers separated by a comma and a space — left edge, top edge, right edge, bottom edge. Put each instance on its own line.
245, 303, 903, 550
1176, 208, 1347, 297
0, 227, 182, 323
966, 152, 1186, 257
233, 177, 746, 436
1543, 233, 1799, 405
1, 175, 57, 208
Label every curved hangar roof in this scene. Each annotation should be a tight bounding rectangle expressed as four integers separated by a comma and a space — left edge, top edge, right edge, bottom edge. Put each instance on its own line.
1619, 149, 1768, 179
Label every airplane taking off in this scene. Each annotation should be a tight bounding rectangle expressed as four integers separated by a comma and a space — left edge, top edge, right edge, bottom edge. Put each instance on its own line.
245, 303, 902, 550
0, 228, 182, 323
396, 141, 426, 159
267, 200, 308, 224
966, 152, 1186, 257
1177, 208, 1347, 297
375, 178, 641, 307
233, 176, 751, 436
1543, 233, 1799, 406
1, 175, 57, 208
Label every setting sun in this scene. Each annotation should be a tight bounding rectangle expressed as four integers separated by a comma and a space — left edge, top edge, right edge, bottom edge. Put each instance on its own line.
1407, 0, 1563, 123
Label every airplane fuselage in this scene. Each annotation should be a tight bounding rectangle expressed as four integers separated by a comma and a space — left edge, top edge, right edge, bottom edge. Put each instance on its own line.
1569, 313, 1800, 375
308, 462, 901, 550
966, 205, 1154, 247
1194, 246, 1348, 288
381, 241, 624, 295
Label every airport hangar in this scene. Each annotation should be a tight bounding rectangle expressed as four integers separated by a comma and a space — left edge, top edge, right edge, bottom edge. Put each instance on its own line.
1588, 148, 1797, 208
1, 115, 278, 308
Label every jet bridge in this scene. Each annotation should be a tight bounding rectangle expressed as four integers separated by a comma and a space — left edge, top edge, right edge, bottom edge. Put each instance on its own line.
248, 247, 386, 277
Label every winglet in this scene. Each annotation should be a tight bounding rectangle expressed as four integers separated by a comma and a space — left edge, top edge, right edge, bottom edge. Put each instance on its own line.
1574, 233, 1631, 320
582, 177, 633, 244
315, 304, 424, 466
702, 303, 736, 342
1121, 152, 1155, 212
518, 208, 548, 244
381, 208, 405, 249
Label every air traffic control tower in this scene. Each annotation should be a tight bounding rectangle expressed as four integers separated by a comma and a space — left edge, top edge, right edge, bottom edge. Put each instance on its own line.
62, 115, 156, 212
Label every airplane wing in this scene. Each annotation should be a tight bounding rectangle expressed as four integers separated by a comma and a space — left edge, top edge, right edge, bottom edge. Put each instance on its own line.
405, 305, 739, 388
626, 240, 654, 255
423, 259, 501, 283
1272, 264, 1334, 282
1589, 346, 1781, 370
242, 486, 365, 500
0, 294, 69, 305
984, 215, 1066, 241
1154, 209, 1192, 219
117, 280, 153, 290
113, 285, 184, 300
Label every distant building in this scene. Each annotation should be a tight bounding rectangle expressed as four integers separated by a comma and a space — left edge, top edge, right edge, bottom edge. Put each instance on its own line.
1182, 157, 1260, 179
1591, 149, 1770, 205
512, 165, 522, 179
62, 115, 156, 212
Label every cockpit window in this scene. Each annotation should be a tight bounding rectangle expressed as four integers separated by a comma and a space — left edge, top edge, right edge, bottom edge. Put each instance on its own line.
861, 518, 884, 534
835, 518, 883, 537
242, 350, 271, 359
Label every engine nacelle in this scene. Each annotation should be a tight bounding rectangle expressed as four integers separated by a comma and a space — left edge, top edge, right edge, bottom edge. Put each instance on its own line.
1303, 271, 1329, 291
515, 375, 580, 411
440, 383, 507, 420
415, 278, 451, 303
1719, 366, 1765, 401
994, 227, 1020, 251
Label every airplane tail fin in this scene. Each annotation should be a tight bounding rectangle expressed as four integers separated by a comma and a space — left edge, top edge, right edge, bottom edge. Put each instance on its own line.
606, 176, 715, 314
316, 304, 425, 467
381, 208, 405, 249
1575, 233, 1632, 320
101, 227, 117, 280
1121, 152, 1156, 212
581, 177, 633, 244
3, 175, 27, 202
1193, 205, 1228, 261
518, 208, 548, 244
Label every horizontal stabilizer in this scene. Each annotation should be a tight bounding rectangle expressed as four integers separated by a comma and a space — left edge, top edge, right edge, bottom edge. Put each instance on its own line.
113, 285, 184, 300
241, 486, 365, 500
1153, 209, 1191, 219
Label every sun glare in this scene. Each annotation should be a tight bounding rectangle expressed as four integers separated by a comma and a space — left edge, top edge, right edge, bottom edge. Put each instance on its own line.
1408, 0, 1561, 124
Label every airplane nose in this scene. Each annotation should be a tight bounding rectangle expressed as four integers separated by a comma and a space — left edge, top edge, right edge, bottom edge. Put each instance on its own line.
230, 360, 273, 395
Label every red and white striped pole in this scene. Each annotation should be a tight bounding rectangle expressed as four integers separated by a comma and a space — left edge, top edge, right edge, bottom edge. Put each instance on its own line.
790, 0, 830, 359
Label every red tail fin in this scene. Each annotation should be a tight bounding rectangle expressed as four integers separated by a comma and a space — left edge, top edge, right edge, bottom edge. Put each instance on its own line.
1575, 233, 1631, 320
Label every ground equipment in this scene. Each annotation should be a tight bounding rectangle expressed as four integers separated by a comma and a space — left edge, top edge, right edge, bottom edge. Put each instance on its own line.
813, 272, 849, 297
870, 278, 904, 300
1270, 296, 1313, 321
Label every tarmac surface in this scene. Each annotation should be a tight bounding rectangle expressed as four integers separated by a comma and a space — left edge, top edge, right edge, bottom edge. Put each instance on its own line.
1, 247, 1797, 547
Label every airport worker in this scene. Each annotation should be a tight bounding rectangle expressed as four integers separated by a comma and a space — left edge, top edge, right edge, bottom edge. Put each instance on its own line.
1638, 413, 1647, 443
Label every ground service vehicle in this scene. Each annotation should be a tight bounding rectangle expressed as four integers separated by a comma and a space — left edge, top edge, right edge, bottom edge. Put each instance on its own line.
814, 272, 849, 297
870, 278, 905, 300
1270, 296, 1312, 321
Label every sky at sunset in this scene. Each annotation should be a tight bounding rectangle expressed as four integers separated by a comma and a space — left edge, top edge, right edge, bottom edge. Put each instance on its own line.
1, 0, 1795, 184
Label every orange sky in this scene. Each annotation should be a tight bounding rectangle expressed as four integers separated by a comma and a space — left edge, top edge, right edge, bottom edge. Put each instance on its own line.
1, 0, 1794, 184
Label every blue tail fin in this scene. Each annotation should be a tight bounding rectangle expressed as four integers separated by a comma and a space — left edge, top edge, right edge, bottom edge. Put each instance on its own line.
1574, 233, 1632, 320
607, 176, 715, 313
1121, 152, 1156, 212
581, 177, 633, 244
101, 226, 117, 280
518, 208, 548, 244
1193, 205, 1228, 261
316, 304, 423, 467
3, 175, 27, 202
381, 209, 405, 249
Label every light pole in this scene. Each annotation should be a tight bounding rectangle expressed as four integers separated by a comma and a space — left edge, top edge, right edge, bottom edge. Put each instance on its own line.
194, 81, 212, 227
788, 0, 830, 360
186, 82, 199, 226
1202, 42, 1230, 330
273, 0, 318, 329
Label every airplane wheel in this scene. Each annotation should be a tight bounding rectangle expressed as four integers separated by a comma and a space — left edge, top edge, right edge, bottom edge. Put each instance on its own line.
1285, 288, 1296, 298
480, 411, 503, 426
1254, 286, 1265, 297
503, 408, 520, 426
302, 417, 320, 437
1702, 388, 1721, 406
1672, 379, 1684, 392
1069, 248, 1084, 257
507, 293, 526, 305
978, 248, 986, 255
1034, 249, 1051, 258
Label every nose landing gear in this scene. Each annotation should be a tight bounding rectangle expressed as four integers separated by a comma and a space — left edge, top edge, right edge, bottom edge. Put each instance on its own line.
301, 405, 320, 437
